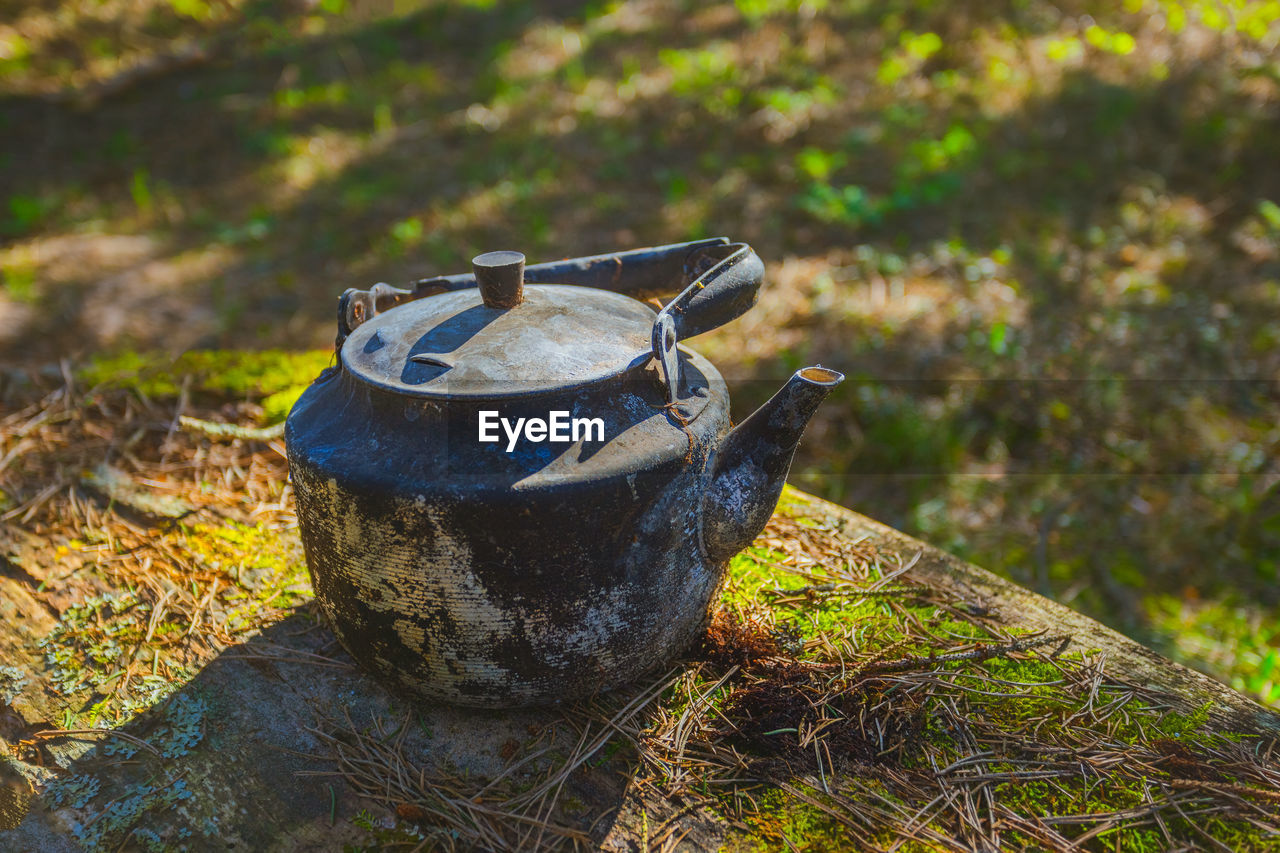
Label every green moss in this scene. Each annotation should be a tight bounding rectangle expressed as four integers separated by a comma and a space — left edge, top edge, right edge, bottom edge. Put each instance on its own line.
994, 774, 1280, 852
180, 521, 311, 633
78, 349, 332, 423
725, 546, 809, 600
722, 787, 852, 852
974, 658, 1222, 751
726, 543, 1004, 657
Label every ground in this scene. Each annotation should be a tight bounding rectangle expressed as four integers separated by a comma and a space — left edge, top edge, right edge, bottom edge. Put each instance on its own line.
0, 354, 1278, 851
2, 0, 1280, 707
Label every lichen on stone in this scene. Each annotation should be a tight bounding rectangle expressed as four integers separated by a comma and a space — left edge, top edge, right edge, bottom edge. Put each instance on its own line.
0, 666, 28, 705
70, 778, 193, 851
150, 694, 208, 760
42, 775, 100, 810
34, 692, 209, 852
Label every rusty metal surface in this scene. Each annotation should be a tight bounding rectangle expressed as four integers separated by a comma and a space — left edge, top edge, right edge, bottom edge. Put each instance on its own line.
287, 356, 842, 707
290, 239, 840, 708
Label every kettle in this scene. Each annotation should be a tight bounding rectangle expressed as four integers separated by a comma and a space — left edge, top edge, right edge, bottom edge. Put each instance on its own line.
285, 238, 843, 706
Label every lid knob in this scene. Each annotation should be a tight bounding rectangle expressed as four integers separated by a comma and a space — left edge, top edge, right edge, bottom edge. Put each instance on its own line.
473, 251, 525, 309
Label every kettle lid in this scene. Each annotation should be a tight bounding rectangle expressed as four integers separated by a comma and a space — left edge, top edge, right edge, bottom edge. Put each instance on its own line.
340, 276, 656, 398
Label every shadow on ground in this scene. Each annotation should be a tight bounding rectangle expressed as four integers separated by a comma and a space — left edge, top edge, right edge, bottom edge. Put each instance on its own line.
3, 608, 683, 851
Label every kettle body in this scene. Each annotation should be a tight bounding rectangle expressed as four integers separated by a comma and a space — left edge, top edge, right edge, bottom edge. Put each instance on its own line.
288, 341, 730, 705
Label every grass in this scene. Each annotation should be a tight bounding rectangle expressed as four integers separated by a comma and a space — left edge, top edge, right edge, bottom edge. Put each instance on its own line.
77, 349, 332, 423
1146, 594, 1280, 705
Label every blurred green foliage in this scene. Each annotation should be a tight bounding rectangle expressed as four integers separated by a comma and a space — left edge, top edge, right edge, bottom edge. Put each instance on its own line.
2, 0, 1279, 705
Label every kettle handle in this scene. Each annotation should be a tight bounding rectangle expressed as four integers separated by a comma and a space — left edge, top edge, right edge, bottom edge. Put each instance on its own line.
335, 238, 765, 374
650, 242, 762, 403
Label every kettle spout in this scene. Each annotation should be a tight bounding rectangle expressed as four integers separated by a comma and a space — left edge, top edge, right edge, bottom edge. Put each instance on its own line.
701, 367, 845, 563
